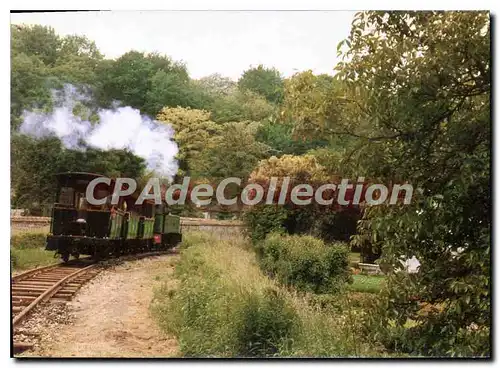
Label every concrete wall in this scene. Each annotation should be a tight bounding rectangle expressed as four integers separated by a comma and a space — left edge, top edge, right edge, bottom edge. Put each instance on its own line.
10, 216, 245, 239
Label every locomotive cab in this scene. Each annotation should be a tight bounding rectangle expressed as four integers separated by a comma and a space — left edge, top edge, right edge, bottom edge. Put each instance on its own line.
47, 172, 115, 261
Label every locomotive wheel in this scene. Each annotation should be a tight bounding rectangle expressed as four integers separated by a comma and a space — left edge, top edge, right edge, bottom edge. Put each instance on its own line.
71, 252, 80, 260
61, 252, 70, 263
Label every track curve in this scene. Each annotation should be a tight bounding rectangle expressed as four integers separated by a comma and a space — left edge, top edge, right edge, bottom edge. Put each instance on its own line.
12, 260, 100, 326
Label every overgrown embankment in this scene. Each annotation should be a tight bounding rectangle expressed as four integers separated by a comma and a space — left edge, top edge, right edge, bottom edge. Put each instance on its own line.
11, 231, 55, 271
151, 232, 388, 357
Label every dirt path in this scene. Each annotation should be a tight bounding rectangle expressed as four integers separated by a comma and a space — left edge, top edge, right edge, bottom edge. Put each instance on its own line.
18, 254, 180, 358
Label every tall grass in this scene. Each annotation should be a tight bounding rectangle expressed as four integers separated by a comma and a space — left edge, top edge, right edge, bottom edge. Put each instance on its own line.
151, 233, 387, 357
11, 230, 55, 271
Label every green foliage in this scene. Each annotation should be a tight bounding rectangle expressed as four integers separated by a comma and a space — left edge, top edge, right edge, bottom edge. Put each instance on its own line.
256, 118, 329, 157
156, 106, 221, 177
203, 121, 269, 180
348, 275, 385, 294
11, 247, 55, 271
11, 24, 103, 125
11, 231, 55, 271
194, 73, 237, 96
335, 11, 491, 357
238, 65, 284, 104
10, 250, 18, 269
281, 71, 345, 140
242, 205, 289, 243
235, 288, 299, 356
11, 134, 146, 211
243, 154, 361, 244
258, 233, 351, 294
11, 24, 61, 66
10, 52, 51, 125
11, 231, 47, 249
209, 90, 275, 123
96, 51, 190, 115
178, 231, 216, 250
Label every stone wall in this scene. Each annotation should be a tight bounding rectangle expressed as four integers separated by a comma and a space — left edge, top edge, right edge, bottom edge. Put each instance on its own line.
10, 216, 245, 239
180, 218, 245, 240
11, 216, 50, 233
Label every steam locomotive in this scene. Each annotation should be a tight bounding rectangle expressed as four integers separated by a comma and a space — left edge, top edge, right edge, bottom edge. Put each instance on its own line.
46, 172, 182, 262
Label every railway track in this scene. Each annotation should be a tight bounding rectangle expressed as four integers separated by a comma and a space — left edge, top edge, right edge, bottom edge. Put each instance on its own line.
11, 249, 177, 327
11, 250, 176, 354
11, 259, 100, 354
12, 259, 100, 326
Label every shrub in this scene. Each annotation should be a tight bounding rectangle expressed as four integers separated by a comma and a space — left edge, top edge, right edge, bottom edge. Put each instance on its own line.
258, 233, 351, 293
242, 205, 289, 244
10, 246, 55, 270
235, 288, 298, 356
11, 232, 47, 249
10, 232, 55, 271
242, 203, 360, 247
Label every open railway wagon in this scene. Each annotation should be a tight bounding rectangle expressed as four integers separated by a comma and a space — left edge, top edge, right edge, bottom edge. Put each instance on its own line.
46, 172, 182, 262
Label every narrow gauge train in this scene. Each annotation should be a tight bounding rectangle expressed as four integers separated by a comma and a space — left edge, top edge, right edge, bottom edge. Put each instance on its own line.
46, 172, 182, 262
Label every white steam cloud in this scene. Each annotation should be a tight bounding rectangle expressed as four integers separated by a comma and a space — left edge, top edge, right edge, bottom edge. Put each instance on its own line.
19, 84, 179, 179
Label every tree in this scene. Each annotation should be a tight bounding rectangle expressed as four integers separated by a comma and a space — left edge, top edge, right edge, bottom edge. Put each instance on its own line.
96, 51, 190, 115
256, 117, 329, 157
244, 154, 361, 243
11, 25, 104, 127
209, 90, 275, 123
10, 52, 51, 127
156, 106, 222, 178
195, 73, 237, 96
331, 11, 491, 356
203, 121, 269, 180
11, 24, 61, 66
144, 70, 193, 114
11, 134, 146, 213
238, 65, 284, 104
281, 70, 347, 141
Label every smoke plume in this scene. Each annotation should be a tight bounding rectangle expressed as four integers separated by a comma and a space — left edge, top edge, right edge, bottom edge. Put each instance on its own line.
19, 84, 179, 179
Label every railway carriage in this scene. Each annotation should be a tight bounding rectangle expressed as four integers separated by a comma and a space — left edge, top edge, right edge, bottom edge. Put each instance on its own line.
46, 172, 182, 262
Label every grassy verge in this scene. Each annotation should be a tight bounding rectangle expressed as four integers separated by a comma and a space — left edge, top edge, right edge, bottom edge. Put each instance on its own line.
11, 230, 55, 271
151, 232, 388, 357
348, 275, 386, 294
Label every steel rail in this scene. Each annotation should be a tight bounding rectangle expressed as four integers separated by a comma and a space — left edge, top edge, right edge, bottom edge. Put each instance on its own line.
12, 264, 97, 326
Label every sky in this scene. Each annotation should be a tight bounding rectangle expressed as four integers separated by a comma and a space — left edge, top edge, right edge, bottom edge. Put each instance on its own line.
10, 10, 355, 80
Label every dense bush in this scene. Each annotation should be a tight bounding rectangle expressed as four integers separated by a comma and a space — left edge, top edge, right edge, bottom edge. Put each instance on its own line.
258, 233, 351, 294
242, 205, 289, 243
242, 203, 360, 246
